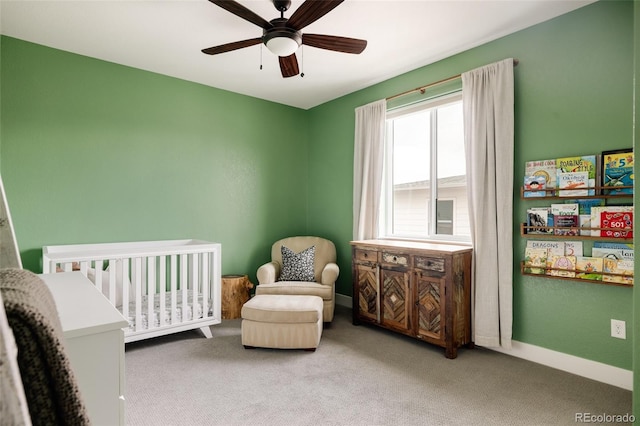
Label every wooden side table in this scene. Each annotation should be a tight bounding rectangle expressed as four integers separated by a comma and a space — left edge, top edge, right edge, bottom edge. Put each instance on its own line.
221, 274, 254, 319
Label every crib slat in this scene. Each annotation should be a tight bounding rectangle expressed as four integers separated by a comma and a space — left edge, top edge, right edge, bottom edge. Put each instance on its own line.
79, 262, 88, 276
180, 254, 188, 322
191, 254, 198, 322
95, 260, 104, 293
134, 257, 143, 333
159, 256, 166, 327
122, 259, 130, 322
170, 255, 177, 325
201, 252, 209, 319
147, 257, 155, 329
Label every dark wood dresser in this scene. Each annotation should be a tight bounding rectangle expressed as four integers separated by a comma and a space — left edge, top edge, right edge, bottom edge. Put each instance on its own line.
351, 239, 473, 359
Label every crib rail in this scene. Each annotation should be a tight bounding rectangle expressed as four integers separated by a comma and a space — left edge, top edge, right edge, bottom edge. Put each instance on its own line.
43, 240, 221, 342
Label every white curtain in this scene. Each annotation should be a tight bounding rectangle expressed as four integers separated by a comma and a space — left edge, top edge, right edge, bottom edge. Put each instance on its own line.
462, 58, 514, 349
353, 99, 387, 240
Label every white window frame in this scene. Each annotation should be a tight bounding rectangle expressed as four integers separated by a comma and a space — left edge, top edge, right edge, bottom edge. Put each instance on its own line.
380, 91, 470, 243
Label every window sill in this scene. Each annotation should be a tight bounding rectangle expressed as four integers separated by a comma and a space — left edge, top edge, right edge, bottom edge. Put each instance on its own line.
376, 237, 473, 248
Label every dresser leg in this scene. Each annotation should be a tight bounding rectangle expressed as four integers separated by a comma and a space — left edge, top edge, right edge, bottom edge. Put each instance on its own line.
445, 346, 458, 359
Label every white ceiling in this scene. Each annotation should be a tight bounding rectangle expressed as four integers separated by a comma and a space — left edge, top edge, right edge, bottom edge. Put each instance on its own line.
1, 0, 595, 110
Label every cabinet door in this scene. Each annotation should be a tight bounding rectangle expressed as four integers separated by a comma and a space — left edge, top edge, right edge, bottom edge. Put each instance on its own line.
354, 263, 379, 323
415, 271, 445, 344
381, 267, 411, 333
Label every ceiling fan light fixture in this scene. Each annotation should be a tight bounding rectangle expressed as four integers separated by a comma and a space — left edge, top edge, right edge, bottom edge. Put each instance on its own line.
265, 36, 299, 56
263, 27, 301, 57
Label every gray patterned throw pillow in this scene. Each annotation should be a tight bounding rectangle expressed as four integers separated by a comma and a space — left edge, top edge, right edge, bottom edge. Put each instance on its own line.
279, 245, 316, 282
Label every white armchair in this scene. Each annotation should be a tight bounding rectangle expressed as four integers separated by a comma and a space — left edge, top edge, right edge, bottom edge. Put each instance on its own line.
255, 236, 339, 322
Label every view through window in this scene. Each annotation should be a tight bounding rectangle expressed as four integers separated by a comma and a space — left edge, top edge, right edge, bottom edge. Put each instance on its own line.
381, 92, 470, 241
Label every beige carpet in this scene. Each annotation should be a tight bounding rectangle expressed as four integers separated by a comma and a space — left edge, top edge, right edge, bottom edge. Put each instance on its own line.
124, 306, 632, 426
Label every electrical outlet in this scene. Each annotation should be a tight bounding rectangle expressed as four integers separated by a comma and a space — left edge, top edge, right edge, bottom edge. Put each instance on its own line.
611, 319, 626, 339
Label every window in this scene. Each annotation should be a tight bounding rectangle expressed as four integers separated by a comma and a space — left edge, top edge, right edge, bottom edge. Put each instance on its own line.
380, 92, 470, 242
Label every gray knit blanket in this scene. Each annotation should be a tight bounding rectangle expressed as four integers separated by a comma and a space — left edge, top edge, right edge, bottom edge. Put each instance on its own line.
0, 268, 90, 426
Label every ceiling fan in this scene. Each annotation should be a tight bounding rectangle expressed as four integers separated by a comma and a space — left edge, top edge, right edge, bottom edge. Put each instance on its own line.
202, 0, 367, 78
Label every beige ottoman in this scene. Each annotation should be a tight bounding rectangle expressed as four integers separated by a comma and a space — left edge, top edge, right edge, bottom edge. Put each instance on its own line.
241, 295, 323, 351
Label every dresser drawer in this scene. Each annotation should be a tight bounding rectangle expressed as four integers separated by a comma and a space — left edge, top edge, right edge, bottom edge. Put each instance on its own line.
381, 251, 409, 267
415, 256, 445, 272
354, 248, 377, 263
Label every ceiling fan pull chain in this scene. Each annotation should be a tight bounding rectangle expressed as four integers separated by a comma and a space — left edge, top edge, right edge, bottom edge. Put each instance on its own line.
300, 45, 304, 78
260, 44, 263, 70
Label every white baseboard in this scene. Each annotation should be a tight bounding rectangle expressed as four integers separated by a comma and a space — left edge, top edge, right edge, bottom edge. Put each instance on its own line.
489, 341, 632, 390
336, 295, 632, 390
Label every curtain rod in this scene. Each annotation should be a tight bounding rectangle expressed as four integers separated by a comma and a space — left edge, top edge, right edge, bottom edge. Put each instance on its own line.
386, 59, 519, 102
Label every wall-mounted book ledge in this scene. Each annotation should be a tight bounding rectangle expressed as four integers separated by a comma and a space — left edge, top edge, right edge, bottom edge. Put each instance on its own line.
521, 186, 633, 200
520, 262, 633, 287
520, 224, 633, 241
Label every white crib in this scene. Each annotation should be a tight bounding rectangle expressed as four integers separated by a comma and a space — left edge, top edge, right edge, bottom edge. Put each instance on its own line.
42, 239, 221, 343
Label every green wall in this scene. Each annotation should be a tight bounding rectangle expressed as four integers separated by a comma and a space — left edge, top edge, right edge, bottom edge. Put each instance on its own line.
308, 0, 634, 370
0, 1, 636, 377
0, 36, 310, 277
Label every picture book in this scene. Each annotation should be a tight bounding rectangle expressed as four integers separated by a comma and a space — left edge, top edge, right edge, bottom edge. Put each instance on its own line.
551, 203, 579, 236
578, 215, 591, 236
592, 248, 634, 262
525, 241, 582, 258
565, 198, 605, 215
575, 256, 603, 281
526, 240, 564, 254
569, 198, 605, 234
602, 259, 634, 284
553, 215, 579, 236
556, 155, 597, 195
546, 255, 576, 278
524, 248, 547, 274
526, 240, 562, 249
557, 171, 589, 197
600, 210, 633, 239
523, 175, 547, 198
602, 149, 633, 195
593, 241, 634, 250
526, 207, 552, 234
590, 206, 633, 237
550, 203, 579, 216
564, 241, 583, 257
525, 159, 556, 195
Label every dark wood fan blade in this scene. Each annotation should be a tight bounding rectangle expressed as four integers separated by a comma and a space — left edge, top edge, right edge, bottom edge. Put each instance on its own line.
279, 54, 300, 78
302, 34, 367, 54
287, 0, 344, 30
209, 0, 273, 30
202, 38, 262, 55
